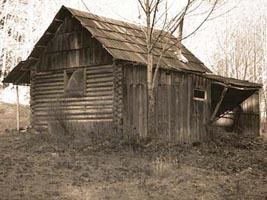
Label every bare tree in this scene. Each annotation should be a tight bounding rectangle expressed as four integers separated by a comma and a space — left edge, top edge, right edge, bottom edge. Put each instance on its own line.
137, 0, 219, 136
0, 0, 60, 86
212, 9, 267, 129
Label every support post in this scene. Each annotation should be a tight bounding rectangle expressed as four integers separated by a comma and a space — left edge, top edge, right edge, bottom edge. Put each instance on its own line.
210, 86, 228, 123
16, 85, 20, 131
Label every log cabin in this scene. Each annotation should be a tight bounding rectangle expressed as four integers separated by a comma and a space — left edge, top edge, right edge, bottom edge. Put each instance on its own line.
3, 6, 262, 143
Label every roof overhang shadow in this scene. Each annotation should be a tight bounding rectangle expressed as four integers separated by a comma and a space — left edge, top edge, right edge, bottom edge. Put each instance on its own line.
207, 74, 262, 120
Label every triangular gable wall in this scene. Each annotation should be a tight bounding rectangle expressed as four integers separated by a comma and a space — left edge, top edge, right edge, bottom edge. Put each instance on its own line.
35, 9, 113, 71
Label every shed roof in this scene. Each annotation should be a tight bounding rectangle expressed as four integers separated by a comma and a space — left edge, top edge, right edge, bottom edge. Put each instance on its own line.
205, 74, 262, 90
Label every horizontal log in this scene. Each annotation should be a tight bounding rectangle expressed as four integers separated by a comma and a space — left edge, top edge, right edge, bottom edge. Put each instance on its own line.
33, 82, 64, 88
32, 88, 64, 94
33, 81, 113, 93
86, 81, 113, 88
33, 105, 113, 111
86, 77, 114, 84
34, 78, 64, 85
32, 90, 113, 98
33, 115, 113, 120
32, 90, 64, 96
86, 86, 113, 92
32, 94, 64, 99
86, 91, 113, 97
33, 93, 113, 100
33, 109, 113, 115
33, 114, 113, 119
35, 72, 63, 77
34, 65, 113, 77
31, 100, 113, 107
87, 73, 114, 79
31, 86, 64, 92
35, 72, 63, 78
86, 68, 113, 75
33, 91, 114, 98
33, 118, 113, 126
33, 97, 113, 104
86, 64, 113, 70
32, 85, 114, 96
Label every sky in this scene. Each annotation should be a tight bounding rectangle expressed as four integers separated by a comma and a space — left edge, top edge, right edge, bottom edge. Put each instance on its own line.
37, 0, 267, 66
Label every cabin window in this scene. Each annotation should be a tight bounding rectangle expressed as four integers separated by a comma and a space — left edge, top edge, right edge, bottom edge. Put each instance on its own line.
193, 89, 206, 101
64, 68, 85, 97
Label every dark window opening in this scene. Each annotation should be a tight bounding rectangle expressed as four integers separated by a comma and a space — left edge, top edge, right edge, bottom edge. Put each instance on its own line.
64, 68, 85, 98
194, 89, 206, 101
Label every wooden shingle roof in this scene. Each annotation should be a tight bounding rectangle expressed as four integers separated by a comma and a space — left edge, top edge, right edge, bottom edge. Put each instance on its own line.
66, 7, 211, 73
205, 74, 262, 90
3, 6, 261, 91
4, 5, 212, 85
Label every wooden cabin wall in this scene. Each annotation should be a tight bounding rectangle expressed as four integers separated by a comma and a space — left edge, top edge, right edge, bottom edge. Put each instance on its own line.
30, 14, 115, 133
190, 74, 211, 142
122, 65, 147, 138
38, 15, 112, 71
113, 63, 123, 134
238, 92, 260, 136
122, 65, 211, 144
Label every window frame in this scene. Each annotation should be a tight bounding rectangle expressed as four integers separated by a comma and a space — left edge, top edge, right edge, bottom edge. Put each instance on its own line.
64, 68, 86, 98
193, 88, 207, 101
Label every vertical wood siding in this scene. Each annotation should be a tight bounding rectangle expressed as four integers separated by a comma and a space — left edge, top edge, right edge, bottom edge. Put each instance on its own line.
122, 65, 147, 138
238, 92, 260, 136
122, 65, 210, 144
38, 15, 112, 71
190, 74, 211, 143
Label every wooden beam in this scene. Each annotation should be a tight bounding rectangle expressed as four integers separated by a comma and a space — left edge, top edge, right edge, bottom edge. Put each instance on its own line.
45, 32, 54, 35
16, 85, 20, 131
211, 81, 260, 91
210, 86, 228, 123
29, 56, 39, 60
54, 18, 64, 22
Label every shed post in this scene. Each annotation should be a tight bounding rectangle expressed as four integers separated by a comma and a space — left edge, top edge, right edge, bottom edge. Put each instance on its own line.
210, 86, 228, 123
16, 85, 20, 131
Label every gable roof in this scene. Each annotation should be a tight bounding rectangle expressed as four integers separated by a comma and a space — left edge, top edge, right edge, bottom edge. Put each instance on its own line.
4, 6, 212, 85
65, 7, 210, 73
3, 6, 261, 92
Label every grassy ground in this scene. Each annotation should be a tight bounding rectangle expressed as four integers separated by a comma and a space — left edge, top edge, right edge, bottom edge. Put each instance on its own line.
0, 130, 266, 200
0, 102, 30, 132
0, 102, 266, 199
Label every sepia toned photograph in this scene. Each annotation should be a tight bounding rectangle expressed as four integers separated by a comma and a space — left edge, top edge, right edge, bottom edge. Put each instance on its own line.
0, 0, 266, 199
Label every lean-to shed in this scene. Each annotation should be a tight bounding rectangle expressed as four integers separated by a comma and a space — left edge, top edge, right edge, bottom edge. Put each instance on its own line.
3, 6, 261, 143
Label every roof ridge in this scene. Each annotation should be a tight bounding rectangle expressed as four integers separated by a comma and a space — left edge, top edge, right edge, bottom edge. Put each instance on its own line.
65, 6, 144, 30
65, 6, 173, 37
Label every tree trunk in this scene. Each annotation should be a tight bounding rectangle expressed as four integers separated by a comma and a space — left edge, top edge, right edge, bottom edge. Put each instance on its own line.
147, 53, 155, 137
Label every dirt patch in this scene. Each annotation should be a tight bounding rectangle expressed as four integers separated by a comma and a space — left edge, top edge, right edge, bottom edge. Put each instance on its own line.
0, 131, 266, 200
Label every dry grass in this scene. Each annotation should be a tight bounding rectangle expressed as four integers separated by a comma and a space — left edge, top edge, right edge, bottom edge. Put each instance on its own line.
0, 102, 30, 132
0, 129, 266, 200
0, 102, 266, 199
